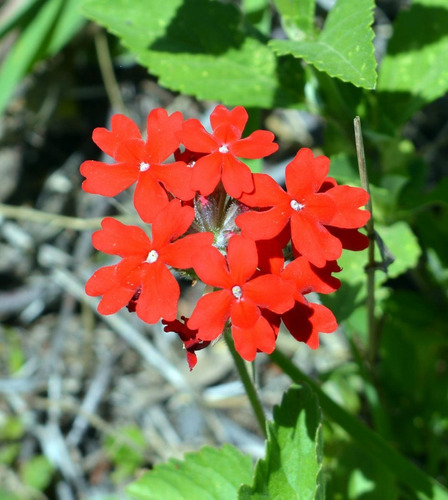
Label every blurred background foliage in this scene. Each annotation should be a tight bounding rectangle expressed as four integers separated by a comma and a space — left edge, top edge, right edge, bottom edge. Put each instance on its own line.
0, 0, 448, 498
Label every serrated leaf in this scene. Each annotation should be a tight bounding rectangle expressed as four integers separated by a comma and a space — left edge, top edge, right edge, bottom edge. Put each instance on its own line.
81, 0, 305, 108
269, 0, 377, 89
272, 0, 316, 40
378, 0, 448, 126
239, 385, 323, 500
127, 444, 253, 500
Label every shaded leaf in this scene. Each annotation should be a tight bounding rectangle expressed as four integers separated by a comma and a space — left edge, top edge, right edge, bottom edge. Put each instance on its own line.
378, 0, 448, 126
81, 0, 305, 108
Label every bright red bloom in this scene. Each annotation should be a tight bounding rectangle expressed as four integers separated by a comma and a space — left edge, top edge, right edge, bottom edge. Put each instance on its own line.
236, 148, 370, 267
188, 235, 295, 361
85, 200, 213, 324
162, 316, 211, 371
80, 110, 196, 221
180, 105, 278, 198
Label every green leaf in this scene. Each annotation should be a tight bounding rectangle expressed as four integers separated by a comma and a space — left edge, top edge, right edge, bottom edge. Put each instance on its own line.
20, 455, 54, 491
239, 385, 323, 500
375, 221, 420, 279
272, 0, 316, 40
378, 0, 448, 126
127, 445, 253, 500
269, 0, 377, 89
105, 425, 146, 483
81, 0, 305, 108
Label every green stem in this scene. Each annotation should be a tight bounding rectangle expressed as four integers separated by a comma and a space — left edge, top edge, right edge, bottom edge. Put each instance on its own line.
223, 330, 267, 437
354, 116, 377, 365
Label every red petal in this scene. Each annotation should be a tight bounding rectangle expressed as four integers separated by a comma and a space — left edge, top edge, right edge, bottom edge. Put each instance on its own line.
146, 109, 183, 163
231, 299, 260, 328
282, 257, 341, 295
186, 351, 198, 370
221, 154, 254, 198
236, 206, 289, 241
231, 130, 278, 159
134, 172, 170, 223
163, 232, 214, 269
189, 290, 232, 341
238, 173, 289, 207
193, 246, 233, 289
283, 301, 337, 349
291, 212, 342, 267
210, 105, 247, 134
150, 161, 196, 201
80, 160, 137, 196
285, 148, 330, 198
92, 114, 141, 158
151, 200, 195, 248
136, 262, 179, 323
86, 257, 143, 314
114, 138, 147, 163
255, 238, 285, 275
304, 192, 336, 225
181, 119, 218, 153
328, 227, 369, 251
97, 286, 137, 315
92, 218, 150, 257
232, 315, 276, 361
227, 235, 257, 284
325, 185, 371, 228
244, 275, 295, 314
213, 123, 242, 144
191, 153, 222, 196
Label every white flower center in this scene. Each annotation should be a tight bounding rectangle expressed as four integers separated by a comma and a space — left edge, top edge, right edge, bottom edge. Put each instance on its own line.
139, 162, 150, 172
232, 285, 242, 300
219, 144, 229, 153
290, 199, 305, 211
146, 250, 159, 263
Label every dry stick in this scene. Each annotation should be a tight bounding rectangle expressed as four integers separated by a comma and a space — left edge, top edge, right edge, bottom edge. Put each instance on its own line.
354, 117, 377, 365
94, 29, 127, 114
0, 202, 135, 230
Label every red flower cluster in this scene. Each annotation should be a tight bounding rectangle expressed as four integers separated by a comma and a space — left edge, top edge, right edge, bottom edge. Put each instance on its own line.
81, 105, 370, 369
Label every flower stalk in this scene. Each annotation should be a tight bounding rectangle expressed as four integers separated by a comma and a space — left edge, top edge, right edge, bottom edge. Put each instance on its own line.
223, 328, 267, 438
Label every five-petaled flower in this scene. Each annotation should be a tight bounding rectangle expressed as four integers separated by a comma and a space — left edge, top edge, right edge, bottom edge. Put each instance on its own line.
188, 235, 296, 361
236, 148, 370, 267
80, 109, 195, 221
181, 105, 278, 198
85, 200, 213, 324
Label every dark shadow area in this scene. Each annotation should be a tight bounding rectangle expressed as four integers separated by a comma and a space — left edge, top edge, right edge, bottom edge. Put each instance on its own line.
149, 0, 244, 56
386, 5, 448, 56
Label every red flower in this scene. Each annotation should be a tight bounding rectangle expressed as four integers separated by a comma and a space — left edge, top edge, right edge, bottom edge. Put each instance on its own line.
236, 148, 370, 267
279, 256, 338, 347
162, 316, 210, 371
80, 110, 196, 221
188, 235, 295, 361
180, 105, 278, 198
85, 200, 213, 324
